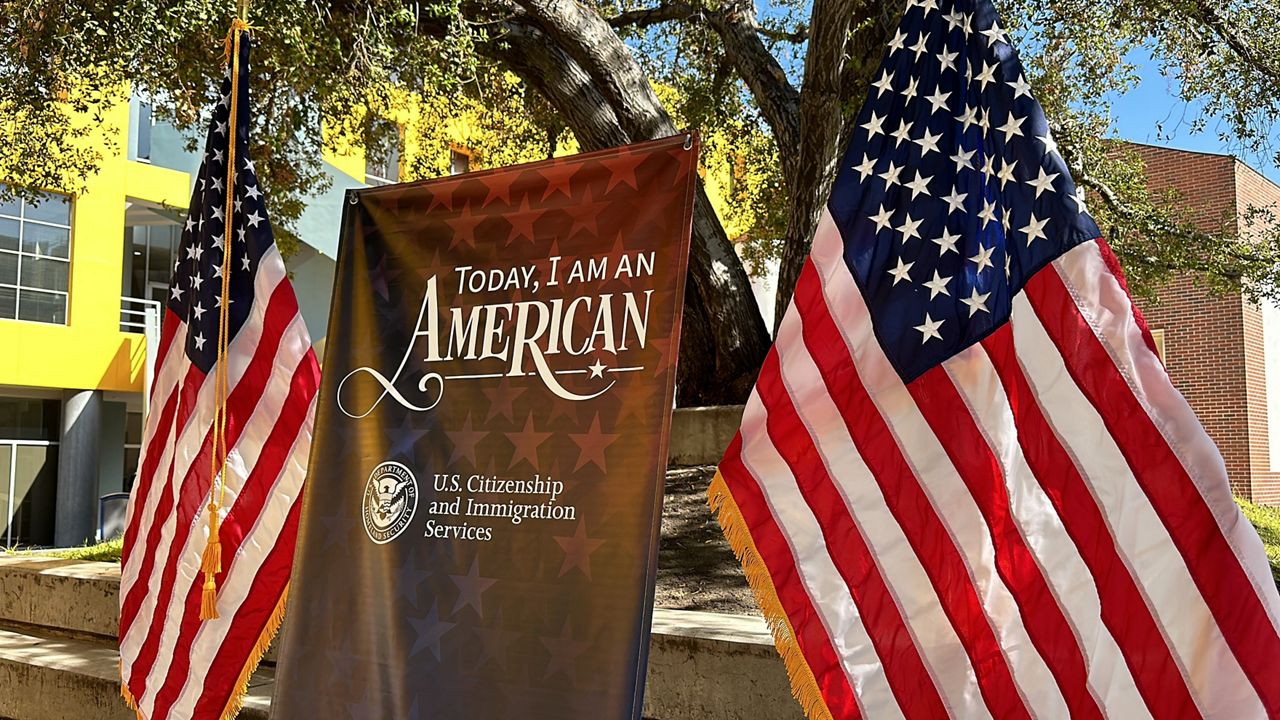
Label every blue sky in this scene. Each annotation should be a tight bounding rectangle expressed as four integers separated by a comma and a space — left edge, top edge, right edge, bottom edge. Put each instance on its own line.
1106, 49, 1280, 184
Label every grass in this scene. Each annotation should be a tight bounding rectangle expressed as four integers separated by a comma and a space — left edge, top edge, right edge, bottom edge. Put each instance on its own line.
1237, 497, 1280, 588
0, 537, 123, 562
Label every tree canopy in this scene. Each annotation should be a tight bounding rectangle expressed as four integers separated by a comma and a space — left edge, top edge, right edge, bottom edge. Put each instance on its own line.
6, 0, 1280, 402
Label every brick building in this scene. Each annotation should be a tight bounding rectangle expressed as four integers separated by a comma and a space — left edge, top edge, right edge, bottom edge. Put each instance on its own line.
1129, 143, 1280, 504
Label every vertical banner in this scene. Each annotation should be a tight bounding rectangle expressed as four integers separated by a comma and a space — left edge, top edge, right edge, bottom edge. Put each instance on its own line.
273, 135, 698, 719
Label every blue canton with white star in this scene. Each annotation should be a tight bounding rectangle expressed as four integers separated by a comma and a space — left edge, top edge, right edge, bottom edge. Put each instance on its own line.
827, 0, 1100, 382
166, 36, 274, 374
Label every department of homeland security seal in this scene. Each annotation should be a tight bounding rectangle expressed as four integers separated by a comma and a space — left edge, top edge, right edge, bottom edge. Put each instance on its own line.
362, 461, 418, 544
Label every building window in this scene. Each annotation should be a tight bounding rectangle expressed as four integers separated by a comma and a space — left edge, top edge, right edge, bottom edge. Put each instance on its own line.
136, 101, 153, 162
123, 411, 143, 493
1150, 328, 1166, 364
365, 119, 401, 186
0, 398, 60, 547
450, 148, 472, 176
0, 186, 72, 325
125, 223, 179, 304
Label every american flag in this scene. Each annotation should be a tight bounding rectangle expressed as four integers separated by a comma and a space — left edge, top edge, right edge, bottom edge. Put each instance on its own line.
119, 28, 321, 720
712, 0, 1280, 718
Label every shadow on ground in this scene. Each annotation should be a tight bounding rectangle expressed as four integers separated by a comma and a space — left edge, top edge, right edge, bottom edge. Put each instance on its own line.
656, 466, 755, 615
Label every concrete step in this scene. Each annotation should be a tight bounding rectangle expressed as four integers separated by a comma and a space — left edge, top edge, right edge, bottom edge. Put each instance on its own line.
0, 623, 272, 720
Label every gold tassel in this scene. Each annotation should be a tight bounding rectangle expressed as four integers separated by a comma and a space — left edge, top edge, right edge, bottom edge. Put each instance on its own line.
708, 471, 835, 720
200, 575, 220, 621
200, 503, 222, 575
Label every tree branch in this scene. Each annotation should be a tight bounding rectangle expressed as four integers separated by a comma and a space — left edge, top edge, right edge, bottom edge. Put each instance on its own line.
1188, 0, 1280, 89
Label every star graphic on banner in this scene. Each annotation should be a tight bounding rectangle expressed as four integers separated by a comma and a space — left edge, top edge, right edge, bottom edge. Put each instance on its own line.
601, 150, 646, 193
450, 556, 498, 618
569, 413, 620, 472
618, 375, 659, 424
539, 165, 576, 201
505, 194, 542, 246
427, 184, 456, 212
554, 520, 606, 578
318, 507, 350, 550
446, 204, 484, 250
546, 394, 580, 426
605, 233, 635, 289
387, 413, 430, 461
408, 602, 456, 661
481, 376, 526, 424
345, 685, 380, 720
323, 631, 361, 686
473, 608, 513, 670
587, 358, 607, 378
447, 412, 488, 466
540, 619, 589, 681
505, 414, 552, 470
565, 186, 610, 238
482, 171, 520, 207
647, 335, 674, 376
395, 551, 431, 608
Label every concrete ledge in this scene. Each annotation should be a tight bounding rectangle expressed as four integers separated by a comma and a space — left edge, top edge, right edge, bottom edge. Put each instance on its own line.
669, 405, 744, 467
0, 556, 119, 640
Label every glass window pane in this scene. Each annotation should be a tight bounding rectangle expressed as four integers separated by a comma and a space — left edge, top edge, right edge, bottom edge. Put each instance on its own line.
0, 287, 13, 319
0, 252, 15, 285
20, 256, 69, 293
0, 444, 11, 544
0, 399, 60, 441
22, 223, 70, 259
148, 226, 174, 288
10, 444, 58, 546
126, 411, 143, 445
17, 288, 66, 324
0, 193, 19, 219
0, 219, 17, 251
123, 447, 141, 493
24, 194, 70, 226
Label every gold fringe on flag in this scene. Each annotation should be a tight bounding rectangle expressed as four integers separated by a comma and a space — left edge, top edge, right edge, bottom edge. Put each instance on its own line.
708, 471, 836, 720
218, 584, 291, 720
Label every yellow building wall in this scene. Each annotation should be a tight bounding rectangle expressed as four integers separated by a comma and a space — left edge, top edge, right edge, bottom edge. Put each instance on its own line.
0, 94, 191, 394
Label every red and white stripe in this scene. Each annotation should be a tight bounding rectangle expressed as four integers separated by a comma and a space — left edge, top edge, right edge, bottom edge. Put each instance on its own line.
718, 208, 1280, 719
119, 245, 320, 720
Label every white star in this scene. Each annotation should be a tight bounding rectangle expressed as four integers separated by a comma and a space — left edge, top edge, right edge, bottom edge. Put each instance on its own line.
234, 197, 242, 213
996, 159, 1019, 189
977, 107, 992, 132
937, 47, 959, 72
212, 148, 224, 165
915, 0, 938, 14
981, 153, 999, 179
212, 236, 224, 251
214, 121, 227, 136
925, 88, 951, 115
1038, 131, 1059, 157
1022, 214, 1050, 245
1008, 74, 1033, 100
997, 112, 1026, 142
943, 9, 965, 31
904, 171, 933, 199
191, 272, 204, 291
970, 244, 995, 272
897, 214, 924, 243
192, 302, 205, 320
211, 176, 224, 193
951, 147, 976, 172
243, 159, 256, 174
890, 119, 914, 147
212, 263, 222, 279
1068, 187, 1089, 215
923, 271, 952, 299
193, 333, 206, 351
214, 295, 232, 308
241, 255, 251, 271
170, 284, 184, 301
942, 188, 968, 215
588, 358, 607, 378
236, 227, 246, 243
878, 161, 904, 187
245, 184, 262, 201
862, 111, 886, 138
872, 69, 896, 97
914, 129, 943, 157
218, 92, 229, 108
246, 210, 264, 228
869, 204, 894, 233
915, 313, 945, 344
909, 34, 930, 60
978, 199, 1000, 228
1026, 167, 1060, 198
887, 256, 914, 285
933, 228, 961, 255
211, 205, 224, 222
185, 216, 196, 233
958, 105, 979, 133
961, 288, 992, 317
975, 61, 998, 91
853, 153, 877, 181
902, 77, 920, 103
888, 30, 908, 54
980, 21, 1009, 46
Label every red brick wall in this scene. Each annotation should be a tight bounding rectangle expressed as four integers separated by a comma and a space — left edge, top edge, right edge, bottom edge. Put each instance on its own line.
1128, 144, 1280, 502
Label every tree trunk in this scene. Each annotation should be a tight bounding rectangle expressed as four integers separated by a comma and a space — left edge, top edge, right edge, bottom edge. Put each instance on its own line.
493, 11, 772, 405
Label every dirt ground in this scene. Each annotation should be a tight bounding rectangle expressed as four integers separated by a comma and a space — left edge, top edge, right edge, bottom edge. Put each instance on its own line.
655, 465, 757, 615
